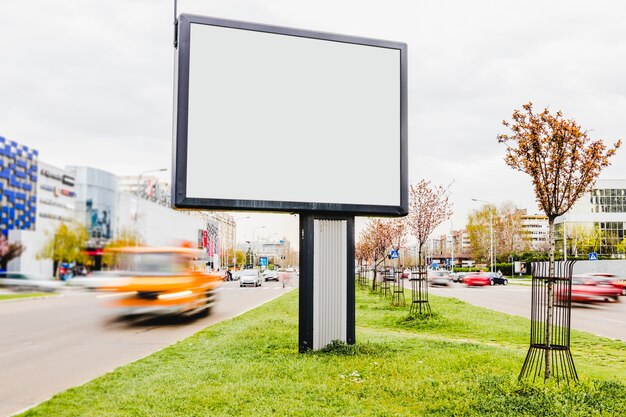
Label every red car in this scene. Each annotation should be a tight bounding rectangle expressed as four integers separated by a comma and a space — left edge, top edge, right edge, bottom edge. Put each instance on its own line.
463, 273, 491, 287
565, 276, 621, 303
581, 273, 626, 296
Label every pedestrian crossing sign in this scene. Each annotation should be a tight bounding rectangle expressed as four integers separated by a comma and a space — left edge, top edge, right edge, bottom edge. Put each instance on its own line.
588, 252, 598, 261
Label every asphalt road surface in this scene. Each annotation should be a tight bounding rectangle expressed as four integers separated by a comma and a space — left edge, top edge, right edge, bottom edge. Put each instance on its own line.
430, 282, 626, 341
0, 279, 296, 417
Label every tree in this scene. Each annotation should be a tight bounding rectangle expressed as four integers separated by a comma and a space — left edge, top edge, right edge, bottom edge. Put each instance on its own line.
572, 224, 603, 256
405, 180, 453, 267
497, 204, 532, 259
0, 235, 25, 271
359, 218, 397, 291
37, 223, 90, 278
467, 205, 494, 264
235, 250, 247, 267
498, 102, 621, 379
467, 203, 532, 264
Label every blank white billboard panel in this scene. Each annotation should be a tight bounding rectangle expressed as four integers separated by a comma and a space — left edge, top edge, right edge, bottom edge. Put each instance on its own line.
174, 15, 407, 215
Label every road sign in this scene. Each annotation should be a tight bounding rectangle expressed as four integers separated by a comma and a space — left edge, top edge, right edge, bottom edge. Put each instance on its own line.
390, 249, 399, 259
259, 257, 268, 267
588, 252, 598, 261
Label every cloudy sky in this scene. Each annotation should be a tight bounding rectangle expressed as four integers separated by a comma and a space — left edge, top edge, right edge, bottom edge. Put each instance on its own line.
2, 0, 625, 246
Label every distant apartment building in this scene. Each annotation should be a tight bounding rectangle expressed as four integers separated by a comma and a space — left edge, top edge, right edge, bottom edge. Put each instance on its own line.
118, 175, 171, 206
518, 210, 549, 250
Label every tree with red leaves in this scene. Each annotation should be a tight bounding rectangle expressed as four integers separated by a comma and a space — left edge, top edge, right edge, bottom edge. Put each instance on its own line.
499, 102, 621, 379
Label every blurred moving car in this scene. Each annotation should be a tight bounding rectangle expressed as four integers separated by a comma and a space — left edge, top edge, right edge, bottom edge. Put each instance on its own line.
566, 276, 621, 303
486, 272, 508, 286
581, 273, 626, 296
428, 270, 452, 287
262, 269, 279, 282
463, 272, 491, 287
240, 269, 262, 287
101, 246, 222, 317
0, 272, 61, 292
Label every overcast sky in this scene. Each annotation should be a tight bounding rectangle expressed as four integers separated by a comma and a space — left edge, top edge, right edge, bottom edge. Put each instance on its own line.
2, 0, 625, 247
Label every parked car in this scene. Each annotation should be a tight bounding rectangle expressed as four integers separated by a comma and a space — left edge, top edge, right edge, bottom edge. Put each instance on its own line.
486, 272, 508, 286
581, 273, 626, 296
240, 269, 262, 287
463, 272, 491, 287
565, 276, 621, 303
452, 272, 466, 283
0, 272, 61, 292
428, 270, 452, 287
262, 269, 279, 282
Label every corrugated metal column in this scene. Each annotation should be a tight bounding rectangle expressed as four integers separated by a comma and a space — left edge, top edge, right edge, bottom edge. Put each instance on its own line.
313, 219, 347, 349
299, 214, 355, 353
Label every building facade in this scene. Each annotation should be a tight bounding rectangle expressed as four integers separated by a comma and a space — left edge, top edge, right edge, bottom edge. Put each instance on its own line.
519, 210, 549, 251
555, 179, 626, 256
8, 161, 76, 274
3, 138, 237, 274
0, 136, 38, 239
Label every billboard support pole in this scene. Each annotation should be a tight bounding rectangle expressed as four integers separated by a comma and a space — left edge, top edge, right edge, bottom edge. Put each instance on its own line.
173, 0, 178, 48
299, 213, 355, 353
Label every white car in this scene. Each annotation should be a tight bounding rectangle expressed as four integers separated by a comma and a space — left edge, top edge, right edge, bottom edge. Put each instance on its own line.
239, 269, 262, 287
262, 269, 279, 282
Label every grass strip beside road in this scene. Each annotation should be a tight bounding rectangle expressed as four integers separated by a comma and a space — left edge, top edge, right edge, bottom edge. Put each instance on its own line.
19, 288, 626, 417
0, 292, 56, 301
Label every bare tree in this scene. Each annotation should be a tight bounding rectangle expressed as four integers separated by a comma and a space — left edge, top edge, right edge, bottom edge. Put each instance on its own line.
405, 180, 453, 267
498, 102, 621, 379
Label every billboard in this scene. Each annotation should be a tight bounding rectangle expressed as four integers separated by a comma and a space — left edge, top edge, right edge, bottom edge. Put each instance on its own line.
173, 15, 407, 216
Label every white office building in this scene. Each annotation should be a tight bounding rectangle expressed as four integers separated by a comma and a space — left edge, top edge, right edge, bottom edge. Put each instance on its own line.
555, 179, 626, 256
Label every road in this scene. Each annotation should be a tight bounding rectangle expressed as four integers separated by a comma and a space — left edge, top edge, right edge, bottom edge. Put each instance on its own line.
430, 283, 626, 341
0, 279, 295, 417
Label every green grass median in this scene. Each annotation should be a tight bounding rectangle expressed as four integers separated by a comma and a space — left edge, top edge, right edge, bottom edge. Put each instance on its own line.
20, 288, 626, 416
0, 292, 56, 301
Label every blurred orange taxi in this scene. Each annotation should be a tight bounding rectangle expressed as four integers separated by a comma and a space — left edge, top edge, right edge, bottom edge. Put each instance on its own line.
99, 246, 222, 318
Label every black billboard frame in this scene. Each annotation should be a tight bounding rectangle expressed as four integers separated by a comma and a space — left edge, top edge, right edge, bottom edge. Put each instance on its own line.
172, 14, 408, 217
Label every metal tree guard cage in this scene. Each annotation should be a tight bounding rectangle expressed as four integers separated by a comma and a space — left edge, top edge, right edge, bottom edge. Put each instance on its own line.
519, 260, 578, 383
357, 260, 367, 289
392, 269, 406, 306
380, 268, 394, 298
409, 266, 431, 314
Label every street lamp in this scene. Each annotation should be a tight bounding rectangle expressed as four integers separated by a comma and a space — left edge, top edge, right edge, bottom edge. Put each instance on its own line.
472, 198, 494, 272
450, 221, 454, 274
234, 216, 251, 270
252, 226, 266, 268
